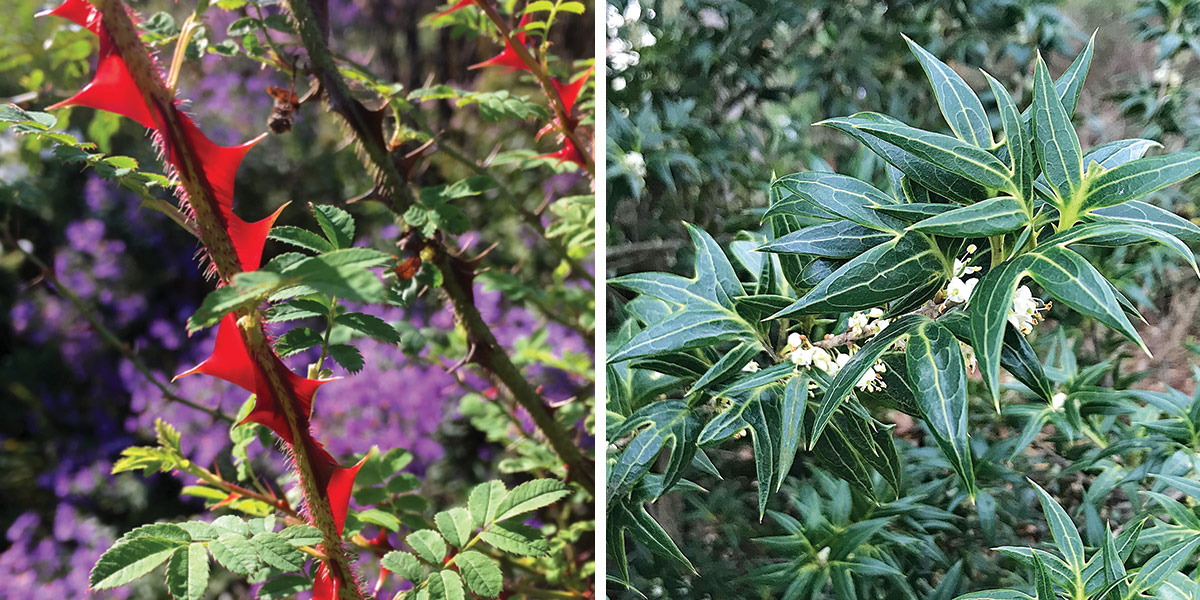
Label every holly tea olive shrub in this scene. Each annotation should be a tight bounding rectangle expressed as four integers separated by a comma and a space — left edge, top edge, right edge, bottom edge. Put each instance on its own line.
608, 34, 1200, 599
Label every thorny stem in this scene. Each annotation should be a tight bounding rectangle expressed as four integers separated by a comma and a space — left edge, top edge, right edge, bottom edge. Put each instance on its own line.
474, 0, 595, 177
5, 232, 234, 423
282, 0, 594, 495
96, 2, 365, 596
432, 244, 595, 496
283, 0, 412, 212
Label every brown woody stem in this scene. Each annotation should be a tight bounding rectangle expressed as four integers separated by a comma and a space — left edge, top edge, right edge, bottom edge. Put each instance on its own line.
811, 300, 952, 350
433, 245, 595, 495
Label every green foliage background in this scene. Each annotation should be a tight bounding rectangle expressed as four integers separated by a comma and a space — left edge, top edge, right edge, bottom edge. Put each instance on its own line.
607, 0, 1200, 598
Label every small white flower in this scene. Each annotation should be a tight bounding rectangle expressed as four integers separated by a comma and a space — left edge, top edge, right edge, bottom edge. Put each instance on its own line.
621, 151, 647, 178
1008, 285, 1045, 335
787, 332, 803, 349
960, 341, 977, 373
815, 546, 831, 565
953, 258, 981, 279
855, 361, 888, 391
848, 311, 871, 335
867, 317, 890, 335
812, 348, 836, 374
742, 360, 760, 373
946, 277, 979, 304
790, 347, 815, 367
868, 308, 885, 319
1051, 392, 1067, 411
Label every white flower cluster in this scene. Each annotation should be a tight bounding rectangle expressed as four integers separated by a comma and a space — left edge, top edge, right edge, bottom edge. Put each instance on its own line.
783, 333, 886, 391
847, 307, 890, 336
742, 360, 760, 373
939, 244, 1047, 336
607, 1, 656, 90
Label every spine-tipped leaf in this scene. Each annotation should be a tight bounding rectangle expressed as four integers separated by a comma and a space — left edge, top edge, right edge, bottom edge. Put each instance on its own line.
770, 232, 943, 318
905, 320, 974, 495
1032, 53, 1084, 204
904, 35, 993, 148
909, 196, 1028, 237
808, 314, 924, 445
851, 122, 1017, 194
1082, 151, 1200, 211
758, 220, 894, 258
771, 173, 903, 232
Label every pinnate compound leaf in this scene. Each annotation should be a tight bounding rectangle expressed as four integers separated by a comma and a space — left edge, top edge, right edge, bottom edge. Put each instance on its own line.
906, 320, 974, 494
311, 203, 355, 249
250, 532, 305, 571
455, 550, 502, 597
494, 479, 570, 522
381, 551, 424, 583
278, 525, 322, 547
904, 35, 993, 148
909, 196, 1028, 237
90, 537, 181, 589
428, 569, 466, 600
406, 529, 447, 563
809, 314, 924, 445
327, 343, 365, 373
268, 225, 335, 254
479, 521, 550, 556
273, 327, 322, 357
1032, 53, 1083, 203
208, 535, 259, 577
335, 312, 401, 344
468, 481, 507, 527
435, 508, 475, 548
1082, 151, 1200, 211
118, 523, 191, 544
770, 232, 943, 318
165, 543, 209, 600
